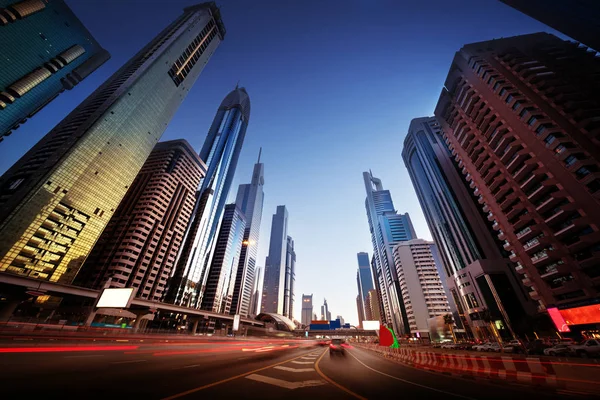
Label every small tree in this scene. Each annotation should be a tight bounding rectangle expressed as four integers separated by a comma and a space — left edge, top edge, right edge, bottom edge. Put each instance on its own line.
443, 314, 456, 343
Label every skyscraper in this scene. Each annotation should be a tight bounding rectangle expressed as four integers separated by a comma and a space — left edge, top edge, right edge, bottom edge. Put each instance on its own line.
200, 203, 246, 314
356, 252, 374, 328
434, 33, 600, 326
321, 298, 331, 321
261, 206, 289, 316
500, 0, 600, 51
76, 140, 206, 301
301, 294, 313, 327
249, 266, 262, 316
0, 3, 225, 284
363, 171, 416, 335
0, 0, 110, 141
230, 151, 264, 316
366, 289, 381, 322
166, 86, 250, 308
283, 236, 296, 319
393, 239, 452, 337
403, 117, 534, 338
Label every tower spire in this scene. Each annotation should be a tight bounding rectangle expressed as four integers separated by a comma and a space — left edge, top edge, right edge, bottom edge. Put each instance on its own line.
257, 147, 262, 163
235, 80, 240, 90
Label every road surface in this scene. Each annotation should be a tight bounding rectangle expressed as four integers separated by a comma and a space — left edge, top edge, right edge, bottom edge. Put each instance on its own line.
0, 340, 589, 399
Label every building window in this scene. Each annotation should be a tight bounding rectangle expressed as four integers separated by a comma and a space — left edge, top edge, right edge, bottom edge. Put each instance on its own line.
535, 124, 546, 135
512, 101, 521, 111
544, 134, 556, 146
576, 167, 591, 179
565, 155, 580, 167
499, 88, 507, 97
39, 33, 47, 40
527, 116, 538, 126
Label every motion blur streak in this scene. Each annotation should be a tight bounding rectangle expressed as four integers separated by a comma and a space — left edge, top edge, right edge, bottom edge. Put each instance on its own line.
314, 349, 367, 400
0, 345, 139, 353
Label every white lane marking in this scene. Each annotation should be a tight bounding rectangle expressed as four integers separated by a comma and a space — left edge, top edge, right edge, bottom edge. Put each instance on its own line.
179, 364, 203, 369
273, 366, 315, 372
291, 360, 314, 364
346, 350, 476, 400
63, 355, 105, 359
111, 359, 147, 364
301, 356, 317, 359
245, 374, 326, 389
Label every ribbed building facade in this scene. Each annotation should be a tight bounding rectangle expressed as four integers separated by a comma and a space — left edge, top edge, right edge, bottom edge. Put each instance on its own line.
283, 235, 296, 319
200, 203, 246, 314
166, 86, 250, 308
0, 3, 225, 284
0, 0, 110, 141
230, 155, 264, 316
434, 33, 600, 317
76, 140, 206, 301
392, 239, 452, 336
403, 116, 534, 339
301, 294, 312, 327
363, 171, 416, 335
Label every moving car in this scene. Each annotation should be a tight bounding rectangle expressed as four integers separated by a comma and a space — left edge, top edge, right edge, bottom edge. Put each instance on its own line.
503, 340, 526, 354
526, 339, 551, 355
330, 338, 346, 356
543, 344, 571, 357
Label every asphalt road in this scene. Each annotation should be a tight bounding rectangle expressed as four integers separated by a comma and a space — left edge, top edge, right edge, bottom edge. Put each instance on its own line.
0, 341, 590, 399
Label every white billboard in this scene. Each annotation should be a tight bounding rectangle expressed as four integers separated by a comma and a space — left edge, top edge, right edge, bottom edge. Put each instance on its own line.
96, 288, 135, 308
362, 320, 380, 331
233, 314, 241, 331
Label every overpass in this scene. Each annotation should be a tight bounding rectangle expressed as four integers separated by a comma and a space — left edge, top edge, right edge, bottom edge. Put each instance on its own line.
0, 272, 263, 326
295, 329, 378, 337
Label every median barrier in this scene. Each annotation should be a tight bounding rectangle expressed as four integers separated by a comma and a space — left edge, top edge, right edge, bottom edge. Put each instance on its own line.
356, 343, 600, 394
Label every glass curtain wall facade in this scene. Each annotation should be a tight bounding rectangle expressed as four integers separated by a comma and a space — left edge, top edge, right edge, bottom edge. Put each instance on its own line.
230, 154, 264, 316
0, 0, 110, 141
356, 252, 374, 326
402, 116, 534, 339
76, 140, 206, 301
363, 171, 415, 335
261, 205, 288, 315
301, 294, 312, 326
0, 2, 225, 284
166, 86, 250, 308
283, 235, 296, 319
434, 33, 600, 320
200, 203, 246, 314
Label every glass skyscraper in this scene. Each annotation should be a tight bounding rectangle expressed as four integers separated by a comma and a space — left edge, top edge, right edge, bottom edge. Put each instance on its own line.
363, 171, 416, 335
0, 0, 110, 141
356, 252, 374, 325
230, 151, 264, 317
0, 2, 226, 284
261, 205, 290, 316
166, 86, 250, 308
200, 203, 246, 314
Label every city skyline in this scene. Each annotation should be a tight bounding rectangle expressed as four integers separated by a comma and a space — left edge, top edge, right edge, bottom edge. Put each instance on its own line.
0, 0, 575, 325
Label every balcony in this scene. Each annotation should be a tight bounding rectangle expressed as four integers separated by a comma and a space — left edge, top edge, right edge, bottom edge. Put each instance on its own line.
487, 211, 495, 222
506, 202, 525, 220
482, 204, 490, 213
516, 225, 533, 239
498, 231, 506, 241
513, 160, 537, 181
539, 262, 563, 279
549, 279, 580, 295
514, 262, 526, 274
509, 251, 518, 261
500, 192, 519, 211
523, 234, 545, 253
503, 241, 512, 250
506, 151, 529, 173
522, 277, 533, 286
536, 191, 567, 214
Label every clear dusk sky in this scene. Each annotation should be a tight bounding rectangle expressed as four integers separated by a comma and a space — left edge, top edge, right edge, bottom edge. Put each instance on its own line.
0, 0, 566, 325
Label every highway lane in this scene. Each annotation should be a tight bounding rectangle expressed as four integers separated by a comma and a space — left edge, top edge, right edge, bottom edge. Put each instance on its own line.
0, 342, 592, 399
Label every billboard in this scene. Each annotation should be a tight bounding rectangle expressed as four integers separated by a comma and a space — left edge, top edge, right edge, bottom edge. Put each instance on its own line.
96, 288, 135, 308
548, 304, 600, 331
362, 320, 379, 331
233, 314, 241, 332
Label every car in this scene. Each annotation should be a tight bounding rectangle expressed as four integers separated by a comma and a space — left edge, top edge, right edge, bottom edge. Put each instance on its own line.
317, 340, 329, 347
569, 339, 600, 358
472, 342, 490, 352
503, 340, 526, 354
543, 344, 571, 357
329, 338, 346, 355
474, 342, 501, 352
441, 342, 458, 349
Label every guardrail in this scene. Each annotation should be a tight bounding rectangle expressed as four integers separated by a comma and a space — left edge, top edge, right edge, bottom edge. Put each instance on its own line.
357, 343, 600, 394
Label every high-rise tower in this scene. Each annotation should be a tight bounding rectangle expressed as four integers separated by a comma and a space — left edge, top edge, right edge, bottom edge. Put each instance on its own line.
403, 116, 534, 338
363, 171, 415, 335
0, 3, 225, 283
434, 33, 600, 325
356, 252, 374, 327
0, 0, 110, 141
166, 86, 250, 308
230, 150, 264, 316
200, 203, 246, 314
76, 140, 206, 301
283, 235, 296, 319
301, 294, 313, 327
261, 205, 289, 316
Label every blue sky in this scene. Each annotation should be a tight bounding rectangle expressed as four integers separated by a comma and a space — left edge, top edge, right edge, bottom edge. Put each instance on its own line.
0, 0, 565, 325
